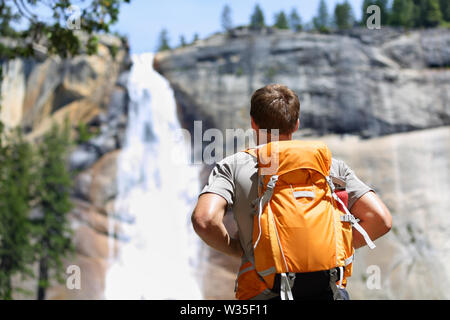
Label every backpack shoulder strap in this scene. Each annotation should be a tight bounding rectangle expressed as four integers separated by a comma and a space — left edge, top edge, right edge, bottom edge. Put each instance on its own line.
243, 148, 257, 158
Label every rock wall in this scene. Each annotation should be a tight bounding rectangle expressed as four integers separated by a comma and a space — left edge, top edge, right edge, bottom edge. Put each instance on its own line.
155, 27, 450, 139
311, 127, 450, 299
1, 35, 131, 300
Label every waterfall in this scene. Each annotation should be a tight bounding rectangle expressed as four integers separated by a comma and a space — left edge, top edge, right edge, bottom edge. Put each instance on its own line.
104, 53, 203, 300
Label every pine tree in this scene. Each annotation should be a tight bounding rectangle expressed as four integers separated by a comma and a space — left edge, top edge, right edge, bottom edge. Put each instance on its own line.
221, 4, 233, 34
250, 4, 265, 30
424, 0, 442, 26
412, 0, 443, 27
390, 0, 415, 27
440, 0, 450, 21
334, 1, 355, 30
375, 0, 391, 25
192, 33, 199, 44
0, 127, 35, 300
274, 11, 289, 29
33, 121, 74, 300
361, 0, 373, 25
179, 35, 187, 48
313, 0, 330, 32
156, 29, 170, 52
289, 8, 303, 32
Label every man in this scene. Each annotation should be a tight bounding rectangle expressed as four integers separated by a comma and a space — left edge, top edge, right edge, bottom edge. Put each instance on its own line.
192, 84, 392, 300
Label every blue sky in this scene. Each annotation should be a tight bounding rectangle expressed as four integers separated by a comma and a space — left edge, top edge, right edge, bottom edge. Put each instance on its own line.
113, 0, 365, 54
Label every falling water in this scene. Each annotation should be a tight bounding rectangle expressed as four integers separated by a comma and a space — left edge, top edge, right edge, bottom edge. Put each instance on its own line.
104, 53, 203, 299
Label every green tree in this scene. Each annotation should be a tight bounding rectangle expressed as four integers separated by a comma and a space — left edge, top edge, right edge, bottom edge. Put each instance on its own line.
221, 4, 233, 34
193, 33, 200, 43
33, 121, 74, 300
0, 128, 35, 300
412, 0, 442, 27
334, 1, 355, 30
0, 0, 131, 59
179, 35, 187, 48
288, 8, 303, 32
250, 4, 265, 30
390, 0, 415, 27
156, 29, 171, 52
376, 0, 391, 25
274, 11, 289, 29
313, 0, 330, 32
424, 0, 442, 26
440, 0, 450, 21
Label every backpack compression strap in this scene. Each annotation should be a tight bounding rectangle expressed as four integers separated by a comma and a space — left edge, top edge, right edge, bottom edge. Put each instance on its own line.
326, 176, 376, 250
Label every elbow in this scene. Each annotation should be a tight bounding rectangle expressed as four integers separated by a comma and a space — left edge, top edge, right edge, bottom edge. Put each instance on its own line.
191, 208, 214, 235
381, 208, 393, 234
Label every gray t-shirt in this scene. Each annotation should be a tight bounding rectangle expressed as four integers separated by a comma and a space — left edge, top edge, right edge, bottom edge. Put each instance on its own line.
199, 150, 373, 265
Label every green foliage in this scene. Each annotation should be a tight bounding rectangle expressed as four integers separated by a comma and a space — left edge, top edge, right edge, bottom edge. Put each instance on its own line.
0, 0, 131, 59
424, 0, 443, 27
250, 4, 265, 30
156, 28, 170, 52
313, 0, 330, 32
264, 66, 278, 82
440, 0, 450, 21
288, 8, 303, 32
76, 121, 98, 144
390, 0, 415, 27
0, 128, 36, 300
334, 1, 355, 30
235, 66, 244, 77
33, 120, 75, 299
375, 0, 391, 25
179, 35, 187, 48
360, 0, 445, 28
0, 0, 128, 300
274, 11, 289, 30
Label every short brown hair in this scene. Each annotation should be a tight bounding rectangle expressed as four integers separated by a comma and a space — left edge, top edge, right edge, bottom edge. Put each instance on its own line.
250, 84, 300, 135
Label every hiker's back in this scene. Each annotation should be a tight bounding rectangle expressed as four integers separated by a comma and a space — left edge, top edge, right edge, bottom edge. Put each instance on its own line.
235, 140, 375, 300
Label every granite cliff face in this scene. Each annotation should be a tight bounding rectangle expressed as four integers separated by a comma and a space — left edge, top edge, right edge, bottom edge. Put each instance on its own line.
1, 35, 131, 299
155, 27, 449, 139
155, 28, 450, 300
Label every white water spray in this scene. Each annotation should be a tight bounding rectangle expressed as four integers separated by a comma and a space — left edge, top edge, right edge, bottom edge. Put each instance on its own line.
104, 53, 203, 299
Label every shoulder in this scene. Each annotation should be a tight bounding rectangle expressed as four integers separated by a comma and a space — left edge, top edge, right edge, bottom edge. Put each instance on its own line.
330, 158, 349, 178
216, 151, 256, 170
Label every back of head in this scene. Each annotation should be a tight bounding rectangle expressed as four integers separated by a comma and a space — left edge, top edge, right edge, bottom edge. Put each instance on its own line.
250, 84, 300, 135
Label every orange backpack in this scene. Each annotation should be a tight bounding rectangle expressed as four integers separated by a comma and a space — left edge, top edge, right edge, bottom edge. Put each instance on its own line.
235, 140, 375, 300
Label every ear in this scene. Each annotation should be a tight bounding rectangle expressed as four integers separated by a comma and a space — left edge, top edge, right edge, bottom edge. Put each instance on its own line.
294, 119, 300, 131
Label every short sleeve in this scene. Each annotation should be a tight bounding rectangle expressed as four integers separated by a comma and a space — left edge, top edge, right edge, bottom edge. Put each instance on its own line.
199, 158, 235, 207
333, 159, 374, 209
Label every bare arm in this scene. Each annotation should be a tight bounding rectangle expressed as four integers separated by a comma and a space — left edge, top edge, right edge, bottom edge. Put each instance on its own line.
350, 191, 392, 249
191, 193, 243, 258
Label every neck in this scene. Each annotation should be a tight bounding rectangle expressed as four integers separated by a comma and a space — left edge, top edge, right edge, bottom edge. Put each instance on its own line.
256, 133, 292, 145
